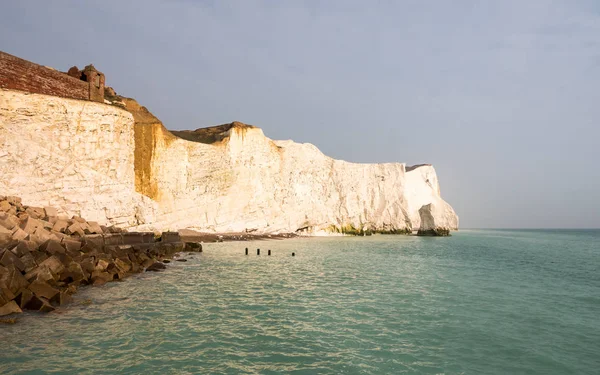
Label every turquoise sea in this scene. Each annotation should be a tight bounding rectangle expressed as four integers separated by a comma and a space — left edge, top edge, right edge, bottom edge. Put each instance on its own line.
1, 229, 599, 374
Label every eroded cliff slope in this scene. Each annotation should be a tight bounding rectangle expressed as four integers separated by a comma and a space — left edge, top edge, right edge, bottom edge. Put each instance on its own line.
0, 89, 458, 234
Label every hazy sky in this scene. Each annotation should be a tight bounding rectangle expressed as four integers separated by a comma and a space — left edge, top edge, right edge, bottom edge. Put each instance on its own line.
1, 1, 599, 228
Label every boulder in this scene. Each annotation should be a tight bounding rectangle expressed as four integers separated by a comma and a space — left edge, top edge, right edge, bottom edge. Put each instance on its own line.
0, 249, 26, 272
0, 212, 18, 230
173, 242, 185, 253
65, 284, 77, 295
114, 245, 133, 260
0, 282, 15, 306
31, 227, 53, 245
34, 267, 55, 283
90, 271, 113, 286
26, 256, 65, 279
38, 297, 55, 313
31, 250, 49, 265
28, 280, 59, 300
59, 262, 86, 284
41, 220, 54, 231
19, 252, 37, 272
71, 216, 86, 223
5, 265, 29, 295
43, 207, 58, 219
55, 252, 74, 268
136, 252, 150, 263
108, 226, 123, 234
417, 201, 459, 236
0, 200, 11, 212
40, 239, 66, 255
79, 258, 95, 276
114, 258, 131, 273
66, 222, 84, 237
141, 258, 155, 269
88, 224, 104, 235
129, 259, 141, 273
146, 262, 167, 272
0, 263, 8, 280
95, 259, 110, 272
25, 207, 45, 220
0, 226, 12, 247
80, 221, 93, 234
11, 227, 29, 241
8, 244, 23, 258
6, 196, 21, 206
52, 219, 69, 233
83, 234, 104, 249
15, 288, 33, 309
22, 294, 55, 312
56, 291, 73, 306
16, 240, 37, 254
51, 230, 67, 241
0, 300, 22, 316
19, 216, 41, 235
79, 242, 99, 255
185, 242, 202, 252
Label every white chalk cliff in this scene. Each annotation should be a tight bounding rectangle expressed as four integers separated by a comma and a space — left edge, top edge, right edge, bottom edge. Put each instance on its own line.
0, 89, 458, 234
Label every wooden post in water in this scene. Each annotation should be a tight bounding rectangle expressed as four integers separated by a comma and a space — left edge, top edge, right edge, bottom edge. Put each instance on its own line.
268, 250, 271, 256
257, 248, 260, 255
245, 248, 248, 255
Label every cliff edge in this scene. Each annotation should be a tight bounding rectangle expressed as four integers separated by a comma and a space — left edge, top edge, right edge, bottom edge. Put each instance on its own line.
0, 88, 458, 235
0, 51, 458, 235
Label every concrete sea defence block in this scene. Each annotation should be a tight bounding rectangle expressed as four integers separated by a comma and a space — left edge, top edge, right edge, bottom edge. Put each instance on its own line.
43, 207, 58, 220
0, 300, 22, 316
0, 196, 204, 319
0, 226, 12, 248
0, 212, 18, 230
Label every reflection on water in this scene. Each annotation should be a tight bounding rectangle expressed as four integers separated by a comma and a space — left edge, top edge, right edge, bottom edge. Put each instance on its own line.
1, 231, 599, 374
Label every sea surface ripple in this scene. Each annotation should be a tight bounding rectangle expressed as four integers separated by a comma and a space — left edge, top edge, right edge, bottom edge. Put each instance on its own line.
1, 229, 599, 374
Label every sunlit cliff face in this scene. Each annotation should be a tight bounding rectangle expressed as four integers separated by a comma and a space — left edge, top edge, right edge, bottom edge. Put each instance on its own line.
0, 89, 457, 234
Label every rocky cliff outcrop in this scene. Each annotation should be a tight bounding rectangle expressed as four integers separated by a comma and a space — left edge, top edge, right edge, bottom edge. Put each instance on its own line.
0, 89, 458, 234
417, 202, 459, 236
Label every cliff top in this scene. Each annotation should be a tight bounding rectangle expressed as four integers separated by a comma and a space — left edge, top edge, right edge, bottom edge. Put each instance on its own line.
170, 121, 256, 144
406, 164, 432, 172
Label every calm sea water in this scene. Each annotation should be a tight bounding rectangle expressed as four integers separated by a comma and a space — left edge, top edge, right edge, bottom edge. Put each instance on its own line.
1, 230, 599, 374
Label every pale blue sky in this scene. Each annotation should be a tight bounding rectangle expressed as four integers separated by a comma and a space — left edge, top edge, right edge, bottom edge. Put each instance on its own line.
1, 1, 599, 228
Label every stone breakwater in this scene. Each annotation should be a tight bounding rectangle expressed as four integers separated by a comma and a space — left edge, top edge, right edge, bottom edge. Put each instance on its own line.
0, 195, 201, 319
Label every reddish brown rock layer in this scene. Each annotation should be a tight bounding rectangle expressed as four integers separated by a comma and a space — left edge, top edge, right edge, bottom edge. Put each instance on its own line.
0, 51, 104, 102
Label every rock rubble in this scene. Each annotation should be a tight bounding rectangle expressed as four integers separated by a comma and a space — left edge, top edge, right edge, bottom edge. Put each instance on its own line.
0, 196, 202, 318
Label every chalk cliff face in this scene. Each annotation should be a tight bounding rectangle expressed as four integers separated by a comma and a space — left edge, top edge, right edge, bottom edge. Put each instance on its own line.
0, 89, 458, 234
0, 89, 151, 227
